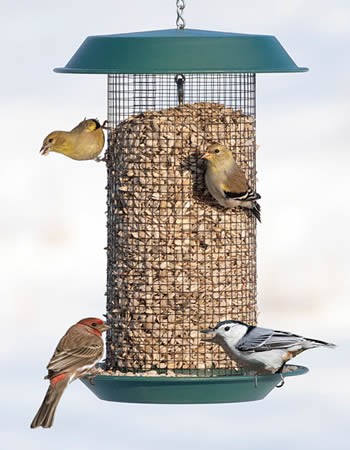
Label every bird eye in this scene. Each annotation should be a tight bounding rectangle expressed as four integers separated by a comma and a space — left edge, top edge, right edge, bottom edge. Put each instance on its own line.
48, 138, 53, 143
214, 149, 220, 154
224, 326, 230, 331
91, 322, 97, 327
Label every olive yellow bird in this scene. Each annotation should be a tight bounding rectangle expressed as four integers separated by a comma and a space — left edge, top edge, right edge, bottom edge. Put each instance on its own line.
202, 143, 261, 221
40, 119, 106, 161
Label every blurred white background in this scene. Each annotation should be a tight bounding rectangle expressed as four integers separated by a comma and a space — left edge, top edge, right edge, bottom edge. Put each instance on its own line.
1, 1, 349, 448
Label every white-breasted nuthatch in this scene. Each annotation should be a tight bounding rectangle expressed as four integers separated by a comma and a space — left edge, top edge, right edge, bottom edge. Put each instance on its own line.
201, 320, 336, 385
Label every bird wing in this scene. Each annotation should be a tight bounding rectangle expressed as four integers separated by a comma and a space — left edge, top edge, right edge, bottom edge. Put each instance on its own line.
47, 344, 102, 374
236, 327, 304, 352
224, 187, 261, 201
222, 164, 249, 193
221, 165, 260, 201
46, 327, 103, 376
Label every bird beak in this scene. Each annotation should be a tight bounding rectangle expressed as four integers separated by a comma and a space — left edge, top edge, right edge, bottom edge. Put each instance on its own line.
200, 328, 216, 341
99, 322, 111, 332
201, 152, 211, 160
40, 145, 49, 156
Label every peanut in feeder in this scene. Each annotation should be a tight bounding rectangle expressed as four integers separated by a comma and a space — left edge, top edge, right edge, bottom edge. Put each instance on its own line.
105, 97, 258, 374
54, 4, 308, 402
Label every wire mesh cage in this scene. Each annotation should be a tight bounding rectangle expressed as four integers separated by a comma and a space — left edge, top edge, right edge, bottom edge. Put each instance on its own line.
104, 73, 258, 376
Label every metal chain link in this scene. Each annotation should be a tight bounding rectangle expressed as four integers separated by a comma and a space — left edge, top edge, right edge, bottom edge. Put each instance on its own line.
176, 0, 186, 29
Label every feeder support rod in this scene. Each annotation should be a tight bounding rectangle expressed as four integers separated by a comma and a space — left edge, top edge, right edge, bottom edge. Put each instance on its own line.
175, 74, 186, 104
176, 0, 186, 29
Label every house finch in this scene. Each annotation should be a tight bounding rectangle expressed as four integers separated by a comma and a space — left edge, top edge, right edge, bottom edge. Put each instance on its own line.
201, 320, 335, 385
202, 143, 261, 221
40, 118, 106, 161
30, 317, 109, 429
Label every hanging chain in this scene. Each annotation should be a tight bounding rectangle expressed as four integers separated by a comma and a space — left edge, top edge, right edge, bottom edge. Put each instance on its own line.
176, 0, 186, 29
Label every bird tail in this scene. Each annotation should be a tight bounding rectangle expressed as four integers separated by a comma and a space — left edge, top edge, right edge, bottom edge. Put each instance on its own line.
304, 337, 337, 349
30, 374, 69, 429
251, 201, 261, 222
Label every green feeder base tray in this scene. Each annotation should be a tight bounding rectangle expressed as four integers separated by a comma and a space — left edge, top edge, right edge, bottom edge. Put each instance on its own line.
81, 365, 308, 404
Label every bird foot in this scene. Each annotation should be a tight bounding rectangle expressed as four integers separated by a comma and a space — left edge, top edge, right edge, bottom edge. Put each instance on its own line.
254, 374, 258, 388
95, 156, 107, 163
101, 120, 113, 130
276, 373, 285, 388
85, 374, 96, 385
85, 367, 102, 385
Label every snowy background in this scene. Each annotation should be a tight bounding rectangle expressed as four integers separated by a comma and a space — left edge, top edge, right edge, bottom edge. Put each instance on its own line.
1, 0, 349, 448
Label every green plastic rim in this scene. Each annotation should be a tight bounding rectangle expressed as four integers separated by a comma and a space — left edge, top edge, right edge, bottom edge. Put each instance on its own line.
54, 28, 308, 74
80, 365, 308, 404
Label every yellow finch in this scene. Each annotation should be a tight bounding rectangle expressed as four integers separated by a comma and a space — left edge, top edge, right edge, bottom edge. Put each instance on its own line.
40, 119, 106, 161
202, 143, 261, 222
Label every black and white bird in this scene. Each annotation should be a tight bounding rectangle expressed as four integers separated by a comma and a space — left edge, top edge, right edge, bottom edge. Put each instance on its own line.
202, 143, 261, 222
201, 320, 335, 384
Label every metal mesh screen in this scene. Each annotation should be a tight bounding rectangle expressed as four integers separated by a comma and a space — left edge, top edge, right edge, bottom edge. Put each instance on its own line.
105, 73, 257, 375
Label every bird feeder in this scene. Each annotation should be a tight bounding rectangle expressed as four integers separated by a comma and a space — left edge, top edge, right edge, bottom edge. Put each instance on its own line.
55, 8, 308, 403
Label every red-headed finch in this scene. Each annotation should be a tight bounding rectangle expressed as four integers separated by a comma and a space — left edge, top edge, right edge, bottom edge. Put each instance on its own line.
30, 317, 109, 429
202, 143, 261, 222
40, 119, 106, 161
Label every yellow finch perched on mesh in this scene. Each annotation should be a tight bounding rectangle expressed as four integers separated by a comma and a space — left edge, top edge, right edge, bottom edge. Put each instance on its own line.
202, 143, 261, 222
40, 119, 106, 161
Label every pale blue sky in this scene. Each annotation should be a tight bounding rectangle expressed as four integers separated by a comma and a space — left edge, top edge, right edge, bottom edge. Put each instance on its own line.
1, 1, 349, 449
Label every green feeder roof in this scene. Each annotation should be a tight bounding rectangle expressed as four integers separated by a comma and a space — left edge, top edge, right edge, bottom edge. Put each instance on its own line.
54, 28, 308, 74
